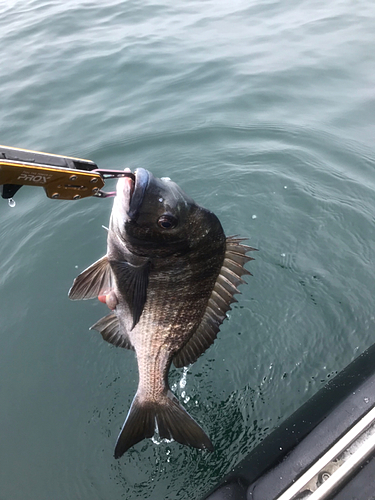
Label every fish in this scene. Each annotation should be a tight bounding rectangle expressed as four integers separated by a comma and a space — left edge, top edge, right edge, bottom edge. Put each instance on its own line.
69, 168, 255, 458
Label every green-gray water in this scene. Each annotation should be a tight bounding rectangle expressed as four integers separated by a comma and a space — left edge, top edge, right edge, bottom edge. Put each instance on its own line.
1, 1, 375, 499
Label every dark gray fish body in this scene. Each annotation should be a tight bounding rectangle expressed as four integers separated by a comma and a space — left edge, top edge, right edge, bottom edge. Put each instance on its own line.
69, 168, 254, 458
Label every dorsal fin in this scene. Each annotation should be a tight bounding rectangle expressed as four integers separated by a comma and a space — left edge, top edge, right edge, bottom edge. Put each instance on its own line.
90, 313, 134, 350
173, 237, 256, 368
68, 255, 113, 300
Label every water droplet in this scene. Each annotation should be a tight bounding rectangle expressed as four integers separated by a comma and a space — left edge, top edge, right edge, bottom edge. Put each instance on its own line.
284, 185, 287, 189
161, 177, 171, 182
158, 197, 163, 203
281, 253, 286, 257
8, 198, 16, 208
252, 214, 257, 219
364, 397, 370, 404
179, 367, 188, 389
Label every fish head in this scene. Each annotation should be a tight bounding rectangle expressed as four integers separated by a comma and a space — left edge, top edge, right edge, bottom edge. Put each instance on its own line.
109, 168, 224, 256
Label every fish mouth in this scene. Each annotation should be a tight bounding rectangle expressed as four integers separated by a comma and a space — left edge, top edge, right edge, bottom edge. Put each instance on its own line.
126, 168, 149, 220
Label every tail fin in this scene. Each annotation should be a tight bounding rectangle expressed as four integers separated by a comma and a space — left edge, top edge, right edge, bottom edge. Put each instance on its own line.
114, 391, 213, 458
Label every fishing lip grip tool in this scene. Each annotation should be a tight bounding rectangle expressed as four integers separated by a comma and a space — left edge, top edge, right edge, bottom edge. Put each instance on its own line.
0, 145, 135, 202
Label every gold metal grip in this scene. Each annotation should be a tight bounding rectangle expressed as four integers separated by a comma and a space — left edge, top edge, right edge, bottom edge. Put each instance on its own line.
0, 145, 104, 200
0, 160, 104, 200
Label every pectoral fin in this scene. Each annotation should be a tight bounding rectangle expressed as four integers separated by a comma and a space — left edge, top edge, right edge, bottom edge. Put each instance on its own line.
69, 255, 113, 300
109, 259, 150, 330
90, 313, 134, 350
173, 237, 256, 368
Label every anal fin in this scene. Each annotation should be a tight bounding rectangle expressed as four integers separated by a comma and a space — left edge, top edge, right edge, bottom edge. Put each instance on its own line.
90, 313, 133, 350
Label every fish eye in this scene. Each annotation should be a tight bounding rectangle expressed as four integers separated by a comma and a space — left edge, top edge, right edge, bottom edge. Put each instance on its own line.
157, 214, 178, 229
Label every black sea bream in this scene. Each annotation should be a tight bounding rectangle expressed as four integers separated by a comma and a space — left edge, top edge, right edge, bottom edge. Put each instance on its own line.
69, 168, 254, 458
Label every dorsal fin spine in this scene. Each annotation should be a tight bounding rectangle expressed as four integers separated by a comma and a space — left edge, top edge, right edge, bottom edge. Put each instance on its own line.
172, 237, 256, 368
220, 267, 246, 285
213, 281, 234, 300
217, 274, 241, 294
211, 290, 230, 310
224, 260, 253, 277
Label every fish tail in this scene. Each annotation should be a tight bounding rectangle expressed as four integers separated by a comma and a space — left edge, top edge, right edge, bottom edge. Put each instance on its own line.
114, 390, 213, 458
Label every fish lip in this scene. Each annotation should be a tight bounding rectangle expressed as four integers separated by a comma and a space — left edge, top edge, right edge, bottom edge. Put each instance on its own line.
128, 168, 150, 220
